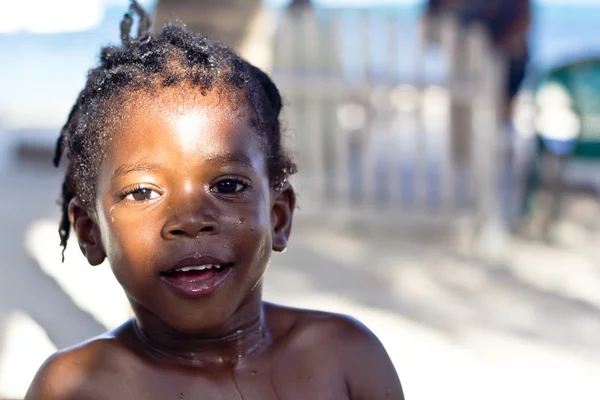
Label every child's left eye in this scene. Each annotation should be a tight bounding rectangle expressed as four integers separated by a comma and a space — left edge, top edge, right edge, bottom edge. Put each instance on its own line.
211, 180, 248, 194
123, 187, 161, 202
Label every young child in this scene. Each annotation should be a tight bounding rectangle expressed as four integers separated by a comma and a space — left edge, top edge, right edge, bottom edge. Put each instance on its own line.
25, 2, 403, 399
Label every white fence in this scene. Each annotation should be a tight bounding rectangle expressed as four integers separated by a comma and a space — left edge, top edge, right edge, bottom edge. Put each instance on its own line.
270, 7, 507, 241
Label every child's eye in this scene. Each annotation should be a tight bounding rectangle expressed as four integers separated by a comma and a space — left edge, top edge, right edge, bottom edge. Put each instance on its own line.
123, 187, 160, 202
211, 179, 248, 194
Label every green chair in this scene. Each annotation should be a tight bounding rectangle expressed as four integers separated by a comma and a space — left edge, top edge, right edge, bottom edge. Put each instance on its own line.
522, 57, 600, 237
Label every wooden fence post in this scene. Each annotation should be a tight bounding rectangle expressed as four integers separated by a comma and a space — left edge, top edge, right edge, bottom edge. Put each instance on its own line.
469, 23, 507, 251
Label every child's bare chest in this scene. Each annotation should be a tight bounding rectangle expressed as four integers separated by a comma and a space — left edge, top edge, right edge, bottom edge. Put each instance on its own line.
94, 373, 350, 400
88, 349, 349, 400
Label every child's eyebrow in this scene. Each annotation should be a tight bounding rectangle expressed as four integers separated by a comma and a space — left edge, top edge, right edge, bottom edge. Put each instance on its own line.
113, 162, 161, 179
204, 153, 256, 170
112, 154, 256, 179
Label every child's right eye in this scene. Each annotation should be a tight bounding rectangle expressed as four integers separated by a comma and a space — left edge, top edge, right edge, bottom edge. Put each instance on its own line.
123, 187, 161, 202
210, 178, 249, 195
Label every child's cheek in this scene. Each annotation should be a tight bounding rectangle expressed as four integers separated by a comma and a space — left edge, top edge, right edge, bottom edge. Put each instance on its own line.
221, 201, 271, 256
101, 206, 160, 268
220, 188, 270, 231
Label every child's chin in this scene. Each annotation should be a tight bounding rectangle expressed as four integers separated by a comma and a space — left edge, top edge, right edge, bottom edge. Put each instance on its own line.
154, 297, 244, 331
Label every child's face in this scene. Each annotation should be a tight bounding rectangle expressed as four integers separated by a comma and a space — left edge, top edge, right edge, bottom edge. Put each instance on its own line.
70, 89, 294, 332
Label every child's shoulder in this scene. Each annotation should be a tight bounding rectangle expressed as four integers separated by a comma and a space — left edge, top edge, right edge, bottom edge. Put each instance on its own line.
265, 302, 390, 362
266, 302, 379, 347
24, 320, 137, 400
265, 303, 404, 399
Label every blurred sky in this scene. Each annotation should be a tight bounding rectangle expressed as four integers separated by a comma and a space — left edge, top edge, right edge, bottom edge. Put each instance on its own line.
0, 0, 599, 129
1, 0, 597, 34
0, 0, 156, 34
268, 0, 600, 6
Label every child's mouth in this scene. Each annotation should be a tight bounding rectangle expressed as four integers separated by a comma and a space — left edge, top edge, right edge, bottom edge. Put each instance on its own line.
162, 263, 233, 282
160, 262, 234, 297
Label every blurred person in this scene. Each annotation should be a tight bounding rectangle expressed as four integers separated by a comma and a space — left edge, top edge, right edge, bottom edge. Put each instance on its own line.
423, 0, 532, 228
424, 0, 532, 121
289, 0, 313, 9
153, 0, 272, 71
24, 1, 403, 399
152, 0, 262, 50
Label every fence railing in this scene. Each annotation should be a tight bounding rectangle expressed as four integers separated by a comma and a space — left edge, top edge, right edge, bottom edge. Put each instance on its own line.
270, 6, 507, 242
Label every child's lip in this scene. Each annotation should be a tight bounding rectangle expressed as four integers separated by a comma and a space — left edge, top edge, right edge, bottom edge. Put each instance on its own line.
160, 265, 233, 298
163, 255, 233, 274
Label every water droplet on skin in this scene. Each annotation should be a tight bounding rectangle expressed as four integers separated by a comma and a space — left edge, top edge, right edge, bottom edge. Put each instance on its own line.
179, 393, 185, 399
251, 370, 258, 375
249, 226, 255, 232
109, 206, 116, 223
234, 217, 245, 227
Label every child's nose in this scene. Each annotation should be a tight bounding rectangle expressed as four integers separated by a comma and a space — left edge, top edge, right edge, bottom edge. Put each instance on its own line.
162, 215, 220, 239
160, 189, 221, 239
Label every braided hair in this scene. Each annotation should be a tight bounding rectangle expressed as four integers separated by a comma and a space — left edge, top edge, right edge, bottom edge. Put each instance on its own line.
54, 0, 296, 260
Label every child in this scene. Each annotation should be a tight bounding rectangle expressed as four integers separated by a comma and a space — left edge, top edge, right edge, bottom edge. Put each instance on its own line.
25, 2, 403, 399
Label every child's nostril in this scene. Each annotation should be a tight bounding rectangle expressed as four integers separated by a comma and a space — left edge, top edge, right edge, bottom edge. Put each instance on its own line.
169, 224, 216, 237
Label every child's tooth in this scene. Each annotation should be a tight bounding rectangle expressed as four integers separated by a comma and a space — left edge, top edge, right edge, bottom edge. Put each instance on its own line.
176, 264, 220, 272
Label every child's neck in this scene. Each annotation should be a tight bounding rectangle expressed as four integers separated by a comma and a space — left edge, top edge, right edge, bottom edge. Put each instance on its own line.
131, 297, 269, 367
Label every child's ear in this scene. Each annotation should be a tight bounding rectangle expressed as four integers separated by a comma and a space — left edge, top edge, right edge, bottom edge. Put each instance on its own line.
271, 182, 296, 252
68, 197, 106, 266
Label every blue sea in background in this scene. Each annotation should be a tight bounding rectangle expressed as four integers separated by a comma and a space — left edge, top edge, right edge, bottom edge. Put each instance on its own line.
0, 2, 599, 130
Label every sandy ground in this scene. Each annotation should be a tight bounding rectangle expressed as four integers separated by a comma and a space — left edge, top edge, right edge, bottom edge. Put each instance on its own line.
1, 160, 599, 400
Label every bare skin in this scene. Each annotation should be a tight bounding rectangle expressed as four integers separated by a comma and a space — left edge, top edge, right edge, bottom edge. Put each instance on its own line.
25, 89, 404, 400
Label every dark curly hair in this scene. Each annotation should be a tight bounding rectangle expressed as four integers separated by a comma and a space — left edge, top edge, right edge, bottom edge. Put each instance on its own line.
53, 0, 296, 259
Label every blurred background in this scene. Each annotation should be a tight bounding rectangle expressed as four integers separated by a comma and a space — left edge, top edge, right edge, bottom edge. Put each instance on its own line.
1, 0, 600, 399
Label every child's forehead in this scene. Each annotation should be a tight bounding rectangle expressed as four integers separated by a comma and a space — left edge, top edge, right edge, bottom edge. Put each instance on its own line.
108, 88, 253, 139
102, 87, 264, 162
126, 87, 251, 121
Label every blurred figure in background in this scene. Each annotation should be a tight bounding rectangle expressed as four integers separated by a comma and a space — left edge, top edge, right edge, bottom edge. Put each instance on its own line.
423, 0, 532, 228
288, 0, 313, 10
153, 0, 271, 69
424, 0, 532, 122
153, 0, 262, 49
